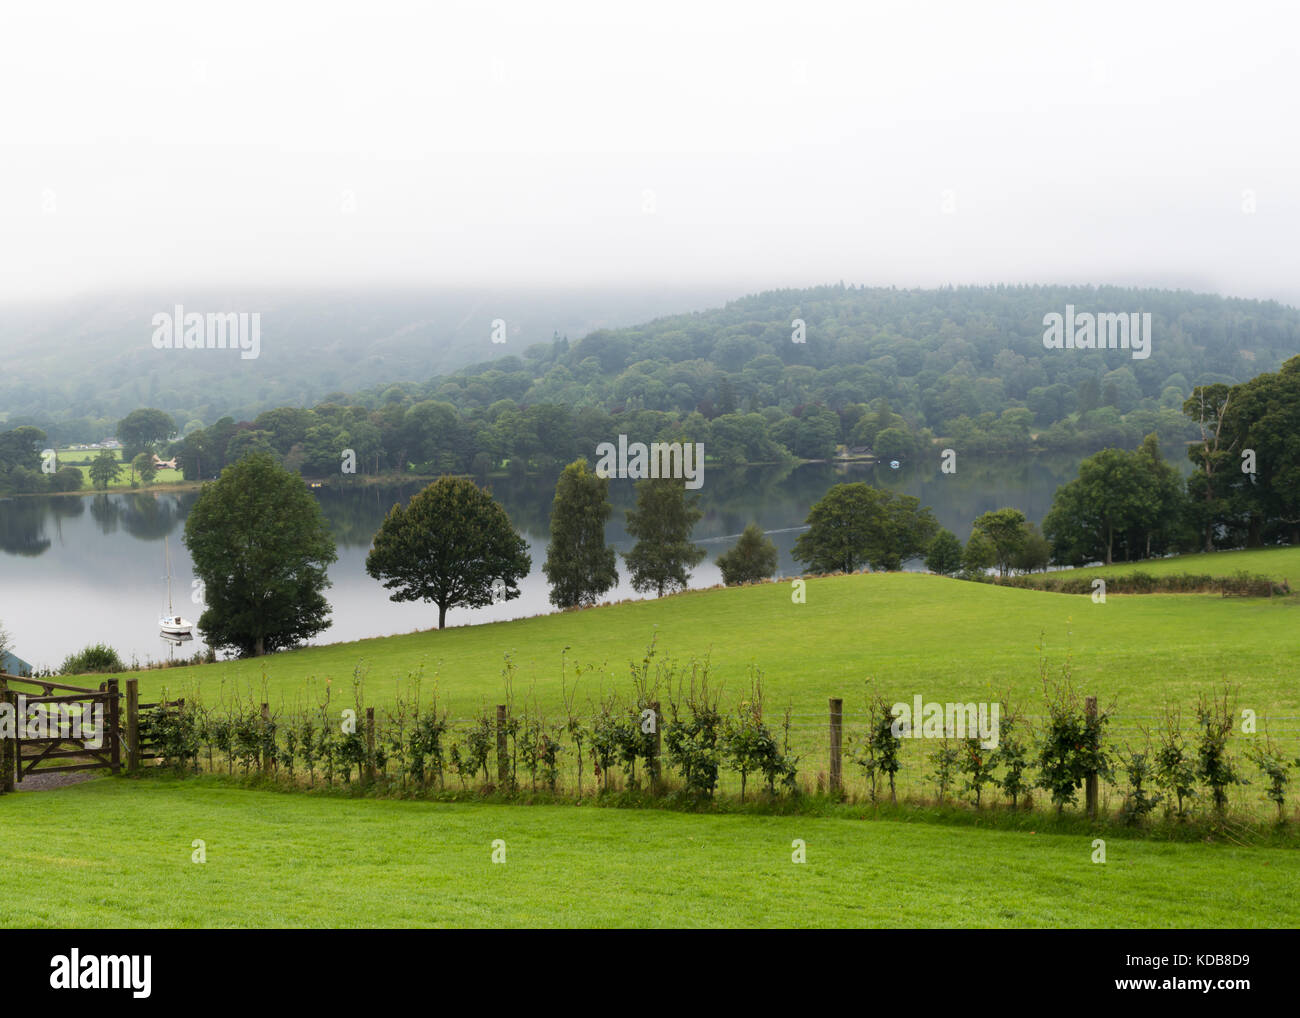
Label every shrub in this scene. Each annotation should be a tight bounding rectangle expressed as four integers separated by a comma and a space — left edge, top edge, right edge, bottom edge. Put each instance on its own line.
59, 643, 126, 675
853, 696, 902, 803
1154, 707, 1197, 818
994, 710, 1032, 809
1245, 739, 1293, 823
1195, 688, 1244, 815
664, 667, 723, 798
1118, 746, 1162, 825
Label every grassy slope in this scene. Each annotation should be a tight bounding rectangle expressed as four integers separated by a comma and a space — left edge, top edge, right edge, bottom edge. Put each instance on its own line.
2, 778, 1296, 928
1045, 545, 1300, 584
121, 564, 1300, 722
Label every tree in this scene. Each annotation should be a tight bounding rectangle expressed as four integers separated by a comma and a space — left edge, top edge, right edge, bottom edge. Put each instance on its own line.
870, 492, 939, 570
794, 483, 883, 573
794, 483, 937, 574
971, 508, 1027, 578
1010, 522, 1052, 573
872, 426, 915, 461
1182, 384, 1238, 552
88, 450, 122, 490
961, 529, 996, 574
366, 475, 530, 629
0, 619, 10, 664
1042, 447, 1153, 566
925, 529, 964, 576
1130, 432, 1189, 557
116, 408, 175, 459
184, 452, 337, 656
132, 452, 157, 486
716, 523, 779, 585
543, 459, 618, 608
623, 478, 706, 597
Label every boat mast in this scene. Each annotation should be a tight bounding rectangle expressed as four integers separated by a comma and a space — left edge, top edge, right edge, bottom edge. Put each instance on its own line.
165, 536, 174, 615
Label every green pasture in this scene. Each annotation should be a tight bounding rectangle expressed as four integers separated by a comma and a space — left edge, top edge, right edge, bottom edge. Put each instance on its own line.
1, 778, 1295, 928
56, 447, 185, 489
120, 562, 1300, 726
1046, 545, 1300, 585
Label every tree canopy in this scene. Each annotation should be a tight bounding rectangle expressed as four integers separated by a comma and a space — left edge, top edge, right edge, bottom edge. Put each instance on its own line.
543, 459, 619, 609
365, 476, 531, 629
183, 452, 337, 656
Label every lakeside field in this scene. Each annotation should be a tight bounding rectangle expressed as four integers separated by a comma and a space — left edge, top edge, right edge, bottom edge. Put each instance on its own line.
117, 557, 1300, 724
2, 778, 1297, 928
1039, 546, 1300, 585
56, 447, 185, 489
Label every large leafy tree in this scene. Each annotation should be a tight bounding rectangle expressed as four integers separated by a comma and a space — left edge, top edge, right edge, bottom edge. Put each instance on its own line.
794, 483, 884, 573
1182, 384, 1240, 552
623, 477, 706, 597
184, 452, 337, 656
1231, 355, 1300, 546
1129, 432, 1189, 558
793, 483, 937, 573
116, 408, 176, 460
1042, 447, 1155, 566
88, 450, 122, 490
716, 523, 779, 585
925, 529, 964, 576
971, 508, 1027, 578
366, 475, 530, 628
0, 426, 45, 474
543, 459, 618, 608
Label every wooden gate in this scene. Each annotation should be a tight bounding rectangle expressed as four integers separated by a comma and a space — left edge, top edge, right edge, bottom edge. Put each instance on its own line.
0, 674, 121, 790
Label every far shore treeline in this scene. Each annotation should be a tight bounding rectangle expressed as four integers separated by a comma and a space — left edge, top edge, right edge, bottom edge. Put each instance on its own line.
4, 285, 1300, 484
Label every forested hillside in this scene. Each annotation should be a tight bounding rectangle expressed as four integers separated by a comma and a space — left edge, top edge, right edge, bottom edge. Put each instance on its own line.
346, 282, 1300, 458
3, 284, 1298, 494
0, 285, 731, 443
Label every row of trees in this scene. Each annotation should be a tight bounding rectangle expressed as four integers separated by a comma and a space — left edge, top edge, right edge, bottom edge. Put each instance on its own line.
182, 453, 731, 655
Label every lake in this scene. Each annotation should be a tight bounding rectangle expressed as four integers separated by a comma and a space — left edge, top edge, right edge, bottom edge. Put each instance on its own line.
0, 455, 1122, 671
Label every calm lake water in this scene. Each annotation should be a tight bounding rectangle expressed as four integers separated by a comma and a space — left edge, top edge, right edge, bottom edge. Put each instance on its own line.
0, 456, 1117, 671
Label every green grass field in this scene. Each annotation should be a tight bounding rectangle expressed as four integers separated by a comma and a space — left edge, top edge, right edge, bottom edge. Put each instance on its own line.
121, 557, 1300, 728
57, 447, 185, 489
1045, 545, 1300, 584
2, 778, 1296, 928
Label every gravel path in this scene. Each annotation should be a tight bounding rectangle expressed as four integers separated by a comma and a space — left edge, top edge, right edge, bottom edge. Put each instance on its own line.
10, 771, 101, 791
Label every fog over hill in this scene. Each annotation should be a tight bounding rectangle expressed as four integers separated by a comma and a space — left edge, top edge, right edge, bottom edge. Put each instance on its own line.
0, 285, 734, 432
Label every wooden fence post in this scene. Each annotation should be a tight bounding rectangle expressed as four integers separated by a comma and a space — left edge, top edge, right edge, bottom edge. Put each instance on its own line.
106, 680, 121, 774
125, 679, 140, 773
1, 688, 15, 793
496, 704, 509, 787
260, 703, 271, 774
1085, 695, 1098, 818
365, 707, 376, 783
829, 698, 843, 796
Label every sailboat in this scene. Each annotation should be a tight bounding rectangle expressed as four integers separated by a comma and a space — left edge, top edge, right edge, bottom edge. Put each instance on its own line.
159, 536, 194, 638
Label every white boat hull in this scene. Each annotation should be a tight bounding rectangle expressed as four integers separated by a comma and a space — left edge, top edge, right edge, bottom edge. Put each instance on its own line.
159, 616, 194, 636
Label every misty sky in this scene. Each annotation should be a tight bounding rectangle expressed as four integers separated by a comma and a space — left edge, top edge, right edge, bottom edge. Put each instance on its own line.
2, 1, 1298, 305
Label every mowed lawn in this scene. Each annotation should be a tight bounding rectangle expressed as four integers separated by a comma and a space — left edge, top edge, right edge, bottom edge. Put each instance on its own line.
1, 779, 1297, 928
116, 563, 1300, 721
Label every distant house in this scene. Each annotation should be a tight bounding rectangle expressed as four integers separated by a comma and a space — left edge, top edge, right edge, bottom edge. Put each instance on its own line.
1, 650, 33, 677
